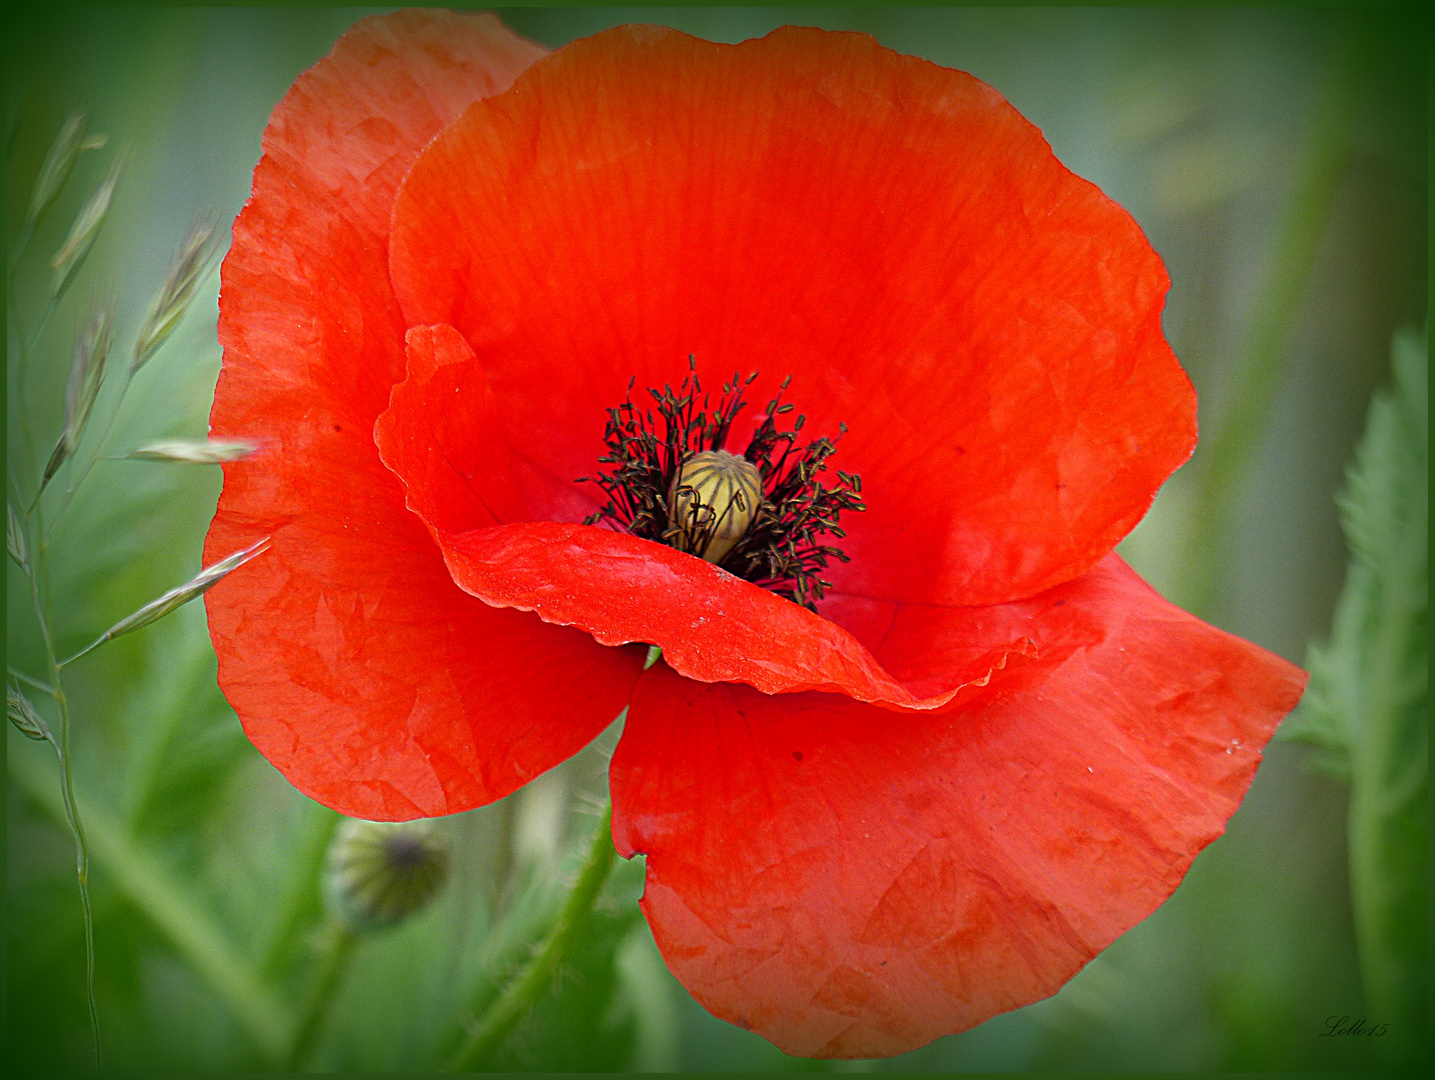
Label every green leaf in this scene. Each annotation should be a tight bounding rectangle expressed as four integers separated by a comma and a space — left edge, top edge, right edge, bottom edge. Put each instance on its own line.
1285, 326, 1427, 1064
1276, 640, 1352, 778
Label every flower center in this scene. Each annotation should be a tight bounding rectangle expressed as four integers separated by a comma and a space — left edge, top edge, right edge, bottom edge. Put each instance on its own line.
667, 449, 763, 563
578, 359, 864, 611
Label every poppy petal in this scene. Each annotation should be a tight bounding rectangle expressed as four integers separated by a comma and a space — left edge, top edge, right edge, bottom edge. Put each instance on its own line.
375, 328, 1044, 708
374, 323, 594, 533
376, 325, 1035, 707
610, 556, 1306, 1058
206, 12, 644, 819
389, 24, 1194, 608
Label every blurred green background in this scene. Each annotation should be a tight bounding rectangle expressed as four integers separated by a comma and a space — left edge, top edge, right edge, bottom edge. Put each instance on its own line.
6, 5, 1426, 1073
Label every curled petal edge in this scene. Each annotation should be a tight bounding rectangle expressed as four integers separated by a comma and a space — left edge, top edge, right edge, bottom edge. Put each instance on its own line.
430, 521, 1039, 714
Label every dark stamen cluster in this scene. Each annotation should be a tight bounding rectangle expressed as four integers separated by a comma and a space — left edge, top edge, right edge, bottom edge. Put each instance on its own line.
578, 358, 864, 611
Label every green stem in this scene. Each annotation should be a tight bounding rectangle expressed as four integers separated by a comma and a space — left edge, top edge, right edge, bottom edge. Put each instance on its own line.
52, 692, 101, 1072
443, 804, 618, 1072
1178, 29, 1363, 617
57, 632, 109, 671
26, 291, 61, 359
7, 749, 290, 1065
257, 804, 342, 977
8, 664, 56, 696
285, 922, 359, 1071
489, 792, 517, 920
23, 552, 101, 1070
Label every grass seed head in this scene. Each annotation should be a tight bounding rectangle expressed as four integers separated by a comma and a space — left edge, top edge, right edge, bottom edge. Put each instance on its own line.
25, 110, 107, 230
50, 152, 124, 299
7, 686, 52, 742
43, 304, 114, 486
132, 218, 222, 372
128, 438, 257, 464
7, 503, 27, 567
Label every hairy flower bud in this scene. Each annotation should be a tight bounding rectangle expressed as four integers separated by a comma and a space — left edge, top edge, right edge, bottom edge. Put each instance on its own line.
325, 818, 450, 930
667, 449, 763, 563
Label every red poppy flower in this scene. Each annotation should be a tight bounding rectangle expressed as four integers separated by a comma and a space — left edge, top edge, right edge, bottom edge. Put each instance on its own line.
205, 9, 1306, 1059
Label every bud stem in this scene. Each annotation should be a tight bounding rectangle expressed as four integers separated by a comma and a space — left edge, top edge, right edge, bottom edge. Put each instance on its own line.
442, 803, 618, 1071
285, 922, 359, 1070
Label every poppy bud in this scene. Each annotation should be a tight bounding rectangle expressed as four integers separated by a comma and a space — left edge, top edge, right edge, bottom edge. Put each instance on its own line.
325, 818, 450, 930
667, 449, 763, 563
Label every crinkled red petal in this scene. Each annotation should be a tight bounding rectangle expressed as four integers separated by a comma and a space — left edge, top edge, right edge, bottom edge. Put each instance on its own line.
377, 325, 1036, 707
609, 555, 1306, 1058
389, 24, 1195, 608
205, 11, 645, 818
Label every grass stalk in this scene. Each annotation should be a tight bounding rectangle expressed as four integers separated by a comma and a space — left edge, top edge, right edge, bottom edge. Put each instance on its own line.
7, 748, 291, 1065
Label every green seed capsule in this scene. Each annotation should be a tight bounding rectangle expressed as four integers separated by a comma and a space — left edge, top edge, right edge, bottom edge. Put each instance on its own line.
325, 818, 450, 930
